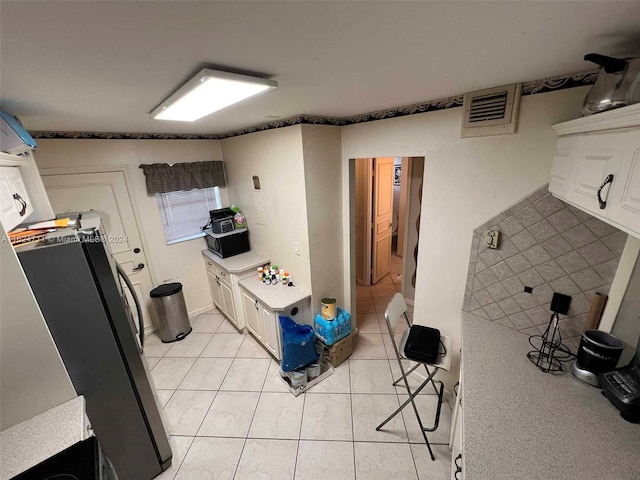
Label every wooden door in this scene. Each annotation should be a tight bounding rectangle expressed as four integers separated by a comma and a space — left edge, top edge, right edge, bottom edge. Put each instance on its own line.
566, 131, 626, 216
607, 130, 640, 235
41, 171, 155, 332
372, 157, 394, 284
355, 158, 373, 286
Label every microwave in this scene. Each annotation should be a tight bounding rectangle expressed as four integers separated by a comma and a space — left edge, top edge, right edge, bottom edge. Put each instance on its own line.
205, 227, 250, 258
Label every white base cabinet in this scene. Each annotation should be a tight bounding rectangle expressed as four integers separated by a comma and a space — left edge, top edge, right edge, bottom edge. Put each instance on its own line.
450, 362, 463, 480
203, 253, 260, 330
241, 290, 281, 358
550, 104, 640, 238
238, 277, 312, 361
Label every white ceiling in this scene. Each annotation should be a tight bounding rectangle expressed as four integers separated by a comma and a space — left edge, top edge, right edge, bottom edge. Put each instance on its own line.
1, 1, 640, 135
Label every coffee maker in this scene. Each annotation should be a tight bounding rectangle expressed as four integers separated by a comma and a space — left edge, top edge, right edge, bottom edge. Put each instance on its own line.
599, 336, 640, 423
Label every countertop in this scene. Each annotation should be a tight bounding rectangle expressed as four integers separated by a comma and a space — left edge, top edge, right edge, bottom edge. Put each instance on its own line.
0, 396, 88, 480
239, 276, 311, 310
202, 249, 269, 273
462, 312, 640, 480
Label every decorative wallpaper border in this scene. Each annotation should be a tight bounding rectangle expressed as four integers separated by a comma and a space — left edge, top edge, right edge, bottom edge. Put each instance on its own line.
30, 69, 598, 141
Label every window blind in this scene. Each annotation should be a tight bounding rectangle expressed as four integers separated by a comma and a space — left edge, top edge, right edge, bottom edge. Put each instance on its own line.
155, 187, 219, 244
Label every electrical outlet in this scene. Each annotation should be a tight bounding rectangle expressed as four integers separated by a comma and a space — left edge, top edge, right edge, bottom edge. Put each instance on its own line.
294, 241, 301, 256
485, 230, 500, 249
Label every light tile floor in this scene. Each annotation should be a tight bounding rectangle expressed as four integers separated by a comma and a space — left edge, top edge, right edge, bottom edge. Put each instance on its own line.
145, 304, 452, 480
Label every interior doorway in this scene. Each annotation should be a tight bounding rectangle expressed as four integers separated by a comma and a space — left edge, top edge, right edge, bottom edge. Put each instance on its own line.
352, 156, 424, 324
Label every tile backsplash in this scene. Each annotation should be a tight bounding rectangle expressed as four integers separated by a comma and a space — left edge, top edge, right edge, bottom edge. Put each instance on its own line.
463, 185, 627, 351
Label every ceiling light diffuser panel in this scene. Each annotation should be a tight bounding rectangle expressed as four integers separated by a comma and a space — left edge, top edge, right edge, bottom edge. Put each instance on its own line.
151, 69, 277, 122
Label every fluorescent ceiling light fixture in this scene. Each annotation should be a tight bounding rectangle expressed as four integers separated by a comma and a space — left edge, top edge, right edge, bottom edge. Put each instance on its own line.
151, 69, 277, 122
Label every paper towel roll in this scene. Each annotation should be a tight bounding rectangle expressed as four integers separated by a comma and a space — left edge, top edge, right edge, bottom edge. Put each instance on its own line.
585, 292, 608, 331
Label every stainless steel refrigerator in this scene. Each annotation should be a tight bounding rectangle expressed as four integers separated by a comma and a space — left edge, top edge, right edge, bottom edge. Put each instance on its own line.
16, 214, 172, 480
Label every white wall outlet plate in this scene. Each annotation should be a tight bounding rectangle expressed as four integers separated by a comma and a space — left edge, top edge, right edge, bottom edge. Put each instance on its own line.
485, 230, 500, 249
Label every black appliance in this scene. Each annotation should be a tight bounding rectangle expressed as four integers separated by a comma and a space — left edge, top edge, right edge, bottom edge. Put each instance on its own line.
15, 213, 172, 480
205, 227, 250, 258
208, 207, 235, 234
571, 329, 624, 387
599, 335, 640, 423
14, 437, 117, 480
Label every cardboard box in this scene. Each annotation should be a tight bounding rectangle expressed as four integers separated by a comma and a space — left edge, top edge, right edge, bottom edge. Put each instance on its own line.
319, 331, 354, 367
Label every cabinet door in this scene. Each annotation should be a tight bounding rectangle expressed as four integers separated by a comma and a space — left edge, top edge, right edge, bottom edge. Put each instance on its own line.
566, 131, 627, 216
549, 136, 577, 199
260, 304, 281, 360
241, 290, 262, 339
0, 167, 32, 231
220, 279, 237, 323
607, 130, 640, 235
208, 272, 224, 311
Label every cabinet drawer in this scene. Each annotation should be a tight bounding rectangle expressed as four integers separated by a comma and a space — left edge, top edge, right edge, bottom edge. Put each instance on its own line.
203, 255, 232, 284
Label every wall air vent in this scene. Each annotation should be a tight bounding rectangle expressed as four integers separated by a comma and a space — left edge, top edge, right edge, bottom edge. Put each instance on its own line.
461, 83, 521, 138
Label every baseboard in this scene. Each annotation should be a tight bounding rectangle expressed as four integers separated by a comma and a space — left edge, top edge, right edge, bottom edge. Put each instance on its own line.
144, 325, 156, 337
188, 303, 215, 319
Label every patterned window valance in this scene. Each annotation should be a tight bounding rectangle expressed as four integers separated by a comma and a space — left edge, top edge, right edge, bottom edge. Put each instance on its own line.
139, 161, 226, 194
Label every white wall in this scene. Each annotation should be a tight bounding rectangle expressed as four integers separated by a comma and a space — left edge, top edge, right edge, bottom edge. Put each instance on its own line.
401, 157, 423, 303
1, 224, 76, 430
392, 157, 401, 234
221, 126, 312, 291
33, 139, 227, 316
342, 86, 589, 385
301, 125, 344, 309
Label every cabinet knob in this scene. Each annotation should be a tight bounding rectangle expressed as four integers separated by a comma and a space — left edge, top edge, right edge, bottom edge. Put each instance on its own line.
207, 262, 212, 266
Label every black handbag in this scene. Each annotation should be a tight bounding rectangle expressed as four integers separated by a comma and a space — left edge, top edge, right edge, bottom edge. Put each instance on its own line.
404, 325, 441, 364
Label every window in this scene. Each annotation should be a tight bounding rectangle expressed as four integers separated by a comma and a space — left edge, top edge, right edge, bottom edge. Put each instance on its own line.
155, 187, 220, 244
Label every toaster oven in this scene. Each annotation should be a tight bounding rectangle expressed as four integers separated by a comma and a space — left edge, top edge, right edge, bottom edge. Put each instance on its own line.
208, 207, 236, 234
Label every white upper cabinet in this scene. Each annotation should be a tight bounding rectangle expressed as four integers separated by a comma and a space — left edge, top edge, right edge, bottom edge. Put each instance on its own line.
607, 130, 640, 232
550, 104, 640, 238
0, 166, 34, 231
549, 135, 578, 198
565, 131, 626, 214
0, 151, 55, 232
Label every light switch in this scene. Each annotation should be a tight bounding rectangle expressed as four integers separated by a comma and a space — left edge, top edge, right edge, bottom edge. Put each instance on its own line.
485, 230, 500, 249
294, 241, 301, 256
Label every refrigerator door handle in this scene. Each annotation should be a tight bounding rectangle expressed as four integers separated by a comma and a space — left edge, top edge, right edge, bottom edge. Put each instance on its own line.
116, 262, 145, 350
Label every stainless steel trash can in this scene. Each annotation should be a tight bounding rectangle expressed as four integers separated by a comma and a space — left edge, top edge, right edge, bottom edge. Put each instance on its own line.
150, 283, 192, 343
